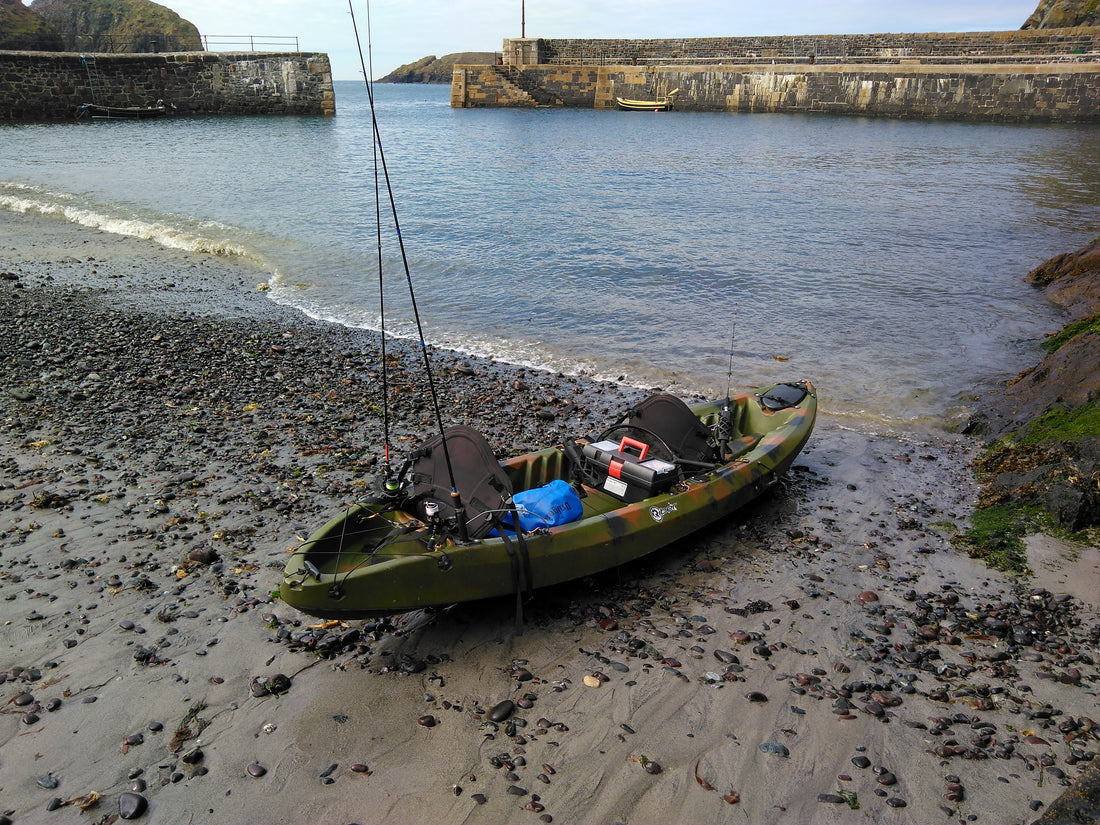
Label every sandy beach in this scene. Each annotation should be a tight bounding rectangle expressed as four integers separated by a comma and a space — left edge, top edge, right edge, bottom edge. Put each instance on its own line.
1, 210, 1097, 825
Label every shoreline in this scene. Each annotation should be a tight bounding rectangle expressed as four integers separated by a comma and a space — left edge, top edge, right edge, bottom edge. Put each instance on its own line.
2, 212, 1097, 825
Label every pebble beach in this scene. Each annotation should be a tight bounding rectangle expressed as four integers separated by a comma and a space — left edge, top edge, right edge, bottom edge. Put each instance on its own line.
1, 210, 1097, 825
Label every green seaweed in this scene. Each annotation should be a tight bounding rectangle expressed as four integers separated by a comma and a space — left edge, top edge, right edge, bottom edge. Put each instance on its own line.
1017, 401, 1100, 445
953, 504, 1057, 574
1042, 312, 1100, 355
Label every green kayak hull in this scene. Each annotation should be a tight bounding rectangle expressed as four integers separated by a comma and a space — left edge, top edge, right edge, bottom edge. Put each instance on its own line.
280, 382, 816, 619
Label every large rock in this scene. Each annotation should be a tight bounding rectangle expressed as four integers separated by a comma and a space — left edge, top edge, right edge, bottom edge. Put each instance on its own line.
966, 235, 1100, 531
0, 0, 64, 50
380, 52, 497, 84
30, 0, 201, 52
969, 235, 1100, 438
1022, 0, 1100, 28
1027, 236, 1100, 320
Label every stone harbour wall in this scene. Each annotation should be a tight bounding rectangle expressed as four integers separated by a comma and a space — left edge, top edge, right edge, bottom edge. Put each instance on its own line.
454, 61, 1100, 122
454, 28, 1100, 121
0, 51, 335, 121
531, 28, 1100, 64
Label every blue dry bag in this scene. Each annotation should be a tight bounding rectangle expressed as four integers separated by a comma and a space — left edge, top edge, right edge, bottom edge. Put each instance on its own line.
492, 479, 583, 535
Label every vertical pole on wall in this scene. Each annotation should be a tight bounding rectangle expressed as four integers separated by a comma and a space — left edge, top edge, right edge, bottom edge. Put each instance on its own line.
521, 0, 525, 39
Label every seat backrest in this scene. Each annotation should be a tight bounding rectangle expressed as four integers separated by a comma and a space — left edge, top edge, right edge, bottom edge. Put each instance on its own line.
624, 394, 717, 464
408, 425, 513, 539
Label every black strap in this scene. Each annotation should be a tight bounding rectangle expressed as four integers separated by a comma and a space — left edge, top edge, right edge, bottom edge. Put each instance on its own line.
493, 500, 532, 633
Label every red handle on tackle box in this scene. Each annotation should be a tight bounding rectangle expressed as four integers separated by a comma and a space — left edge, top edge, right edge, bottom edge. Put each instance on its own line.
618, 436, 649, 461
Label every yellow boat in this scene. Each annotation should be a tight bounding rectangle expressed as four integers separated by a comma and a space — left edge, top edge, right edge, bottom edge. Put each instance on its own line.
615, 88, 680, 111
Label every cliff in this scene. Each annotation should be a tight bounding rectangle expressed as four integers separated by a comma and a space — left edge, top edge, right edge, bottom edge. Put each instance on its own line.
1023, 0, 1100, 28
380, 52, 495, 84
29, 0, 201, 52
0, 0, 64, 50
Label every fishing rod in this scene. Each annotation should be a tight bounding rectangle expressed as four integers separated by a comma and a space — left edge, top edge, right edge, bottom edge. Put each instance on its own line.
725, 305, 737, 402
716, 305, 738, 453
348, 0, 470, 541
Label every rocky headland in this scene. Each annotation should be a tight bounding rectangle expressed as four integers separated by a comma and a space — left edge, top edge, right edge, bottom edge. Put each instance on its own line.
379, 53, 497, 84
1023, 0, 1100, 29
12, 0, 201, 53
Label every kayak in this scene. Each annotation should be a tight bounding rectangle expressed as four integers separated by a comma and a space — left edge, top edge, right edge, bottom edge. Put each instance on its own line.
280, 381, 816, 619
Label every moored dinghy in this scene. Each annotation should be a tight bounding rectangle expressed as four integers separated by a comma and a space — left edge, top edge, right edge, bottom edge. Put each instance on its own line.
281, 382, 816, 619
615, 88, 680, 111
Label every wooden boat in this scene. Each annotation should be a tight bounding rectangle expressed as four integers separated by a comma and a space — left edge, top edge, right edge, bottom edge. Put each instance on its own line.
78, 102, 167, 120
615, 89, 679, 111
280, 382, 816, 619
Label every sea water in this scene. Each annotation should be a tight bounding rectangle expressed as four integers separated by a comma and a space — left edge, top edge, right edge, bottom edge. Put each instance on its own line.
3, 81, 1099, 432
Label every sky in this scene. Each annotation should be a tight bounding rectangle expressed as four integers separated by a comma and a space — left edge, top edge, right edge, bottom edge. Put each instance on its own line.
28, 1, 1042, 80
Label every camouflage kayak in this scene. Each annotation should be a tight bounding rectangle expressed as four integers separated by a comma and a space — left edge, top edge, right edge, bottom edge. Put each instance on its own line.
280, 380, 816, 619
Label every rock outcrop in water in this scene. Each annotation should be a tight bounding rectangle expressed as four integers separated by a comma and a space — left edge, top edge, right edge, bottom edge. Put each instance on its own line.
0, 0, 64, 50
379, 52, 496, 83
30, 0, 201, 52
1022, 0, 1100, 28
965, 236, 1100, 534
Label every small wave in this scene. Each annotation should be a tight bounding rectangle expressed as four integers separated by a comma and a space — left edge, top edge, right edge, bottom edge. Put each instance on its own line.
0, 187, 253, 260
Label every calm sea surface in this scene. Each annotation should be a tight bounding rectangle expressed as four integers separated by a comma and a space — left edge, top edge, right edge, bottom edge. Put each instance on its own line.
3, 82, 1099, 433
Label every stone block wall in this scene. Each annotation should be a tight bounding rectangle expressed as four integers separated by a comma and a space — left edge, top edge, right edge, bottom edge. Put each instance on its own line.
527, 27, 1100, 64
0, 51, 335, 121
458, 28, 1100, 122
514, 62, 1100, 121
451, 65, 602, 107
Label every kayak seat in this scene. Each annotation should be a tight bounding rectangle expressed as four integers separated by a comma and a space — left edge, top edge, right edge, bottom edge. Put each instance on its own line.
408, 425, 514, 540
622, 394, 718, 465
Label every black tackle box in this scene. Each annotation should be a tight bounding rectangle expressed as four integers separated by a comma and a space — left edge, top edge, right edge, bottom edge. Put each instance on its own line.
581, 438, 679, 502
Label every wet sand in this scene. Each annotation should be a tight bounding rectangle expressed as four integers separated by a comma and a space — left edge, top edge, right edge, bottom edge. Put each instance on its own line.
1, 211, 1097, 825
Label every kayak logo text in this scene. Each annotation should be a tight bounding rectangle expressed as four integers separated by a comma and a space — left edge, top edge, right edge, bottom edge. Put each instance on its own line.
650, 503, 678, 523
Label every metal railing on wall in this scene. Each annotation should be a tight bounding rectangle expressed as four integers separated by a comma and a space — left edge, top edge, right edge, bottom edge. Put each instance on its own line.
201, 35, 300, 52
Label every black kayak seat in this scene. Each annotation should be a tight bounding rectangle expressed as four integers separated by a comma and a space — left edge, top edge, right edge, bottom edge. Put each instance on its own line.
623, 394, 717, 465
408, 425, 513, 539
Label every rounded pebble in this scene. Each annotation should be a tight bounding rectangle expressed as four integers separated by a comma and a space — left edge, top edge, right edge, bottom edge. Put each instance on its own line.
247, 763, 267, 778
118, 791, 148, 819
417, 715, 437, 727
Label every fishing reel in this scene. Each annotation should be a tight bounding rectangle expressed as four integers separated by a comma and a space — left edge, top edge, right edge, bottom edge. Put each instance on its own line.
367, 469, 409, 506
421, 500, 456, 555
712, 400, 735, 455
